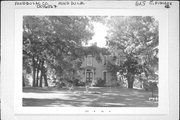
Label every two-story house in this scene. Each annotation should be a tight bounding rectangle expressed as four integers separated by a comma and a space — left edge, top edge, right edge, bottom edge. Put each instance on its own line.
80, 54, 112, 85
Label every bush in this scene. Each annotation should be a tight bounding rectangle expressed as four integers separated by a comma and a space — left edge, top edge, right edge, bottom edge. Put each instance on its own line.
54, 81, 65, 88
93, 78, 106, 87
73, 79, 80, 86
77, 81, 85, 86
143, 80, 158, 91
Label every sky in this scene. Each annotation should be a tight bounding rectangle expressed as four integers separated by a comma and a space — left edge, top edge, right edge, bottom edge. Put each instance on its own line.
85, 22, 108, 48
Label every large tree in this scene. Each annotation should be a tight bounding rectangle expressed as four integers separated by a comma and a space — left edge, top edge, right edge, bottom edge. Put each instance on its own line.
23, 16, 94, 87
106, 16, 159, 88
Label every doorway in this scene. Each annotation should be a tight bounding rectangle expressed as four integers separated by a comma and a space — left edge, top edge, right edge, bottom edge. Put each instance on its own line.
86, 69, 93, 82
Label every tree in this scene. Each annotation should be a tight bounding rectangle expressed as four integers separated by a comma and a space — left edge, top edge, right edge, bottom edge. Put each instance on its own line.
23, 16, 94, 87
120, 54, 143, 88
106, 16, 159, 88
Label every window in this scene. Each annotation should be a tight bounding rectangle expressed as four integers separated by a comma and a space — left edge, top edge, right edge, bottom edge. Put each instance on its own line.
103, 56, 106, 65
87, 55, 92, 66
103, 71, 107, 81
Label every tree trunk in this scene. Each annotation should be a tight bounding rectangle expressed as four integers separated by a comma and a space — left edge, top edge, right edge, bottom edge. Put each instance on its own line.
39, 60, 44, 87
23, 75, 25, 87
127, 73, 134, 89
32, 56, 36, 87
39, 71, 43, 87
128, 80, 134, 88
43, 67, 48, 87
36, 58, 40, 87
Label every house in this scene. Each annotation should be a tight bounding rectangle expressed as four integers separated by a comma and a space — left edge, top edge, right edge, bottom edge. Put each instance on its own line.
80, 54, 112, 86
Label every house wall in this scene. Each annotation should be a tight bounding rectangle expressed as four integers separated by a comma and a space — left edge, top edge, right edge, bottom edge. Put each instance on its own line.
80, 55, 112, 84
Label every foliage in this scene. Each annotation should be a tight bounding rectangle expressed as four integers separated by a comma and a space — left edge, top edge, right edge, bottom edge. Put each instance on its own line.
143, 80, 158, 97
23, 74, 31, 87
88, 16, 107, 24
76, 81, 86, 86
23, 16, 94, 87
71, 78, 85, 86
79, 44, 110, 63
93, 78, 106, 87
54, 81, 65, 89
106, 61, 119, 80
106, 16, 159, 88
23, 15, 159, 91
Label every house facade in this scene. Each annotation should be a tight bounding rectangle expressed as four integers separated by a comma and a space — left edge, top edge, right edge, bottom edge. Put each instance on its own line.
80, 54, 112, 85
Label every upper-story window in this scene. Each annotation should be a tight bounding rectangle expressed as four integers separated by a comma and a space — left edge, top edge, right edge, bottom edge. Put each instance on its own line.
87, 55, 92, 66
103, 56, 107, 65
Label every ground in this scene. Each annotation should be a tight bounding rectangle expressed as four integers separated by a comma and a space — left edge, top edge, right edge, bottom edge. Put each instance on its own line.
23, 87, 158, 107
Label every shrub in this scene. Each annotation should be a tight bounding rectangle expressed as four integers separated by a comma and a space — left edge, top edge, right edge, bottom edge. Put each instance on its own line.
54, 81, 65, 88
73, 79, 80, 86
143, 80, 158, 91
94, 78, 106, 87
77, 81, 85, 86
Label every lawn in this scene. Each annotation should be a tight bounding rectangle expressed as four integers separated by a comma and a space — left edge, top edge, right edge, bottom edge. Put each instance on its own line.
23, 87, 158, 107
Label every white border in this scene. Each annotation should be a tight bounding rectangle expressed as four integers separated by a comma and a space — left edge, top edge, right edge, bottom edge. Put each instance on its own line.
14, 9, 169, 115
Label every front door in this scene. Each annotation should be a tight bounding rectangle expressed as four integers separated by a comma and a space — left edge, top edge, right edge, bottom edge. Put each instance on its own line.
86, 72, 93, 83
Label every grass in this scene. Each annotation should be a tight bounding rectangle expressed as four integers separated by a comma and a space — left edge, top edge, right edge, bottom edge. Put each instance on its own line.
23, 87, 158, 107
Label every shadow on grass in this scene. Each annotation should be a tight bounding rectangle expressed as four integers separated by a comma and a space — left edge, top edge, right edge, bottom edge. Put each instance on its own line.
23, 87, 158, 107
23, 98, 129, 107
23, 87, 61, 93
